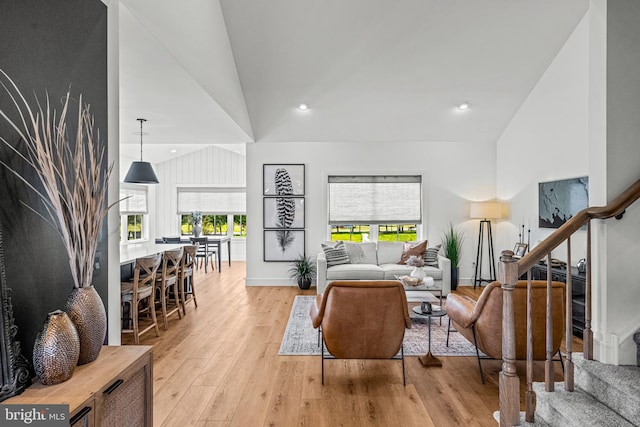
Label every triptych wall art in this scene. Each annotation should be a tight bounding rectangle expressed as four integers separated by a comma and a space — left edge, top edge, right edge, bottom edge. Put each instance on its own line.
263, 164, 305, 261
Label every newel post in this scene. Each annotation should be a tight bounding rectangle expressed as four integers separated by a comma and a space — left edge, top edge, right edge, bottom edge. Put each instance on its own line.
499, 250, 520, 426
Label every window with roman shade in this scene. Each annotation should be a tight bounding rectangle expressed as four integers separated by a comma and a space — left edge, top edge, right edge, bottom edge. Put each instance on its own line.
177, 187, 247, 237
119, 186, 148, 242
119, 187, 148, 214
328, 175, 422, 225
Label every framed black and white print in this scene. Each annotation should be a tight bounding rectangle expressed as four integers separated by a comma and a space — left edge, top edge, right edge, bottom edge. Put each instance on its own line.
264, 230, 305, 262
263, 164, 305, 196
263, 197, 305, 229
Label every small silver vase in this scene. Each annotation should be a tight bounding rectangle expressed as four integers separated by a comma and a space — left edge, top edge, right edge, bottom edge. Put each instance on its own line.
33, 310, 80, 385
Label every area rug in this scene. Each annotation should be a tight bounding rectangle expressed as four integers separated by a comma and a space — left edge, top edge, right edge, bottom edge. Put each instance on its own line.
279, 295, 483, 357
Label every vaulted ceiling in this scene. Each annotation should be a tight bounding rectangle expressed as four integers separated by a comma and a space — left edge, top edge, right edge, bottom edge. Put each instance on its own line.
119, 0, 589, 164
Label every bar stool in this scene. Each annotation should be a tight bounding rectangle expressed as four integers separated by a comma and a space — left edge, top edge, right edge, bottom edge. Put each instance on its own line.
121, 253, 162, 344
155, 247, 184, 329
179, 244, 198, 314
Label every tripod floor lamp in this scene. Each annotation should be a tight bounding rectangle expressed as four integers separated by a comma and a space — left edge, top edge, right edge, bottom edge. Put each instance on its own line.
470, 202, 503, 289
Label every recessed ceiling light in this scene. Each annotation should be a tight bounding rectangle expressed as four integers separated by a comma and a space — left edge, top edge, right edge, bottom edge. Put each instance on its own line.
457, 101, 470, 111
297, 103, 309, 111
170, 149, 177, 153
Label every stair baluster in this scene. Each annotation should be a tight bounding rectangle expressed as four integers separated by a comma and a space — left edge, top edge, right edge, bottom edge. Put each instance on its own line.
545, 254, 554, 391
565, 237, 574, 391
525, 269, 534, 422
583, 221, 593, 360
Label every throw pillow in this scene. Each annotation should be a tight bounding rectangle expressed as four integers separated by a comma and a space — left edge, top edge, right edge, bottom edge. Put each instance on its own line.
321, 241, 350, 267
343, 242, 366, 264
398, 240, 427, 265
424, 244, 442, 267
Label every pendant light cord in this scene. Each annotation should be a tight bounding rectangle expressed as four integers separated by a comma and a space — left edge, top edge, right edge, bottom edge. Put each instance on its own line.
137, 118, 147, 161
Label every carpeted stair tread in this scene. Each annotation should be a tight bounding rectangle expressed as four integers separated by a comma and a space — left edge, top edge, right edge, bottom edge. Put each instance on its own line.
492, 411, 550, 426
533, 382, 635, 427
573, 353, 640, 425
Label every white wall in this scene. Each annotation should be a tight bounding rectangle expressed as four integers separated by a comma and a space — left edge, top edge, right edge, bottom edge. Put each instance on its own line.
496, 10, 590, 261
600, 0, 640, 365
106, 0, 121, 345
152, 145, 247, 260
246, 141, 496, 286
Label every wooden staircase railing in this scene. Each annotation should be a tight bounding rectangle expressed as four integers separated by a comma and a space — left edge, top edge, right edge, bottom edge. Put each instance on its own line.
497, 178, 640, 426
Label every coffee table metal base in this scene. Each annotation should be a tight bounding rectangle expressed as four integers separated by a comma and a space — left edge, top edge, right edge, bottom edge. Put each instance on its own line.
418, 352, 442, 367
412, 305, 447, 368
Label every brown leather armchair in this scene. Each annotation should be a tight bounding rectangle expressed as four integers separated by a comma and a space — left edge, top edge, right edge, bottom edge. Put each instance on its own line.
309, 280, 411, 385
446, 280, 565, 383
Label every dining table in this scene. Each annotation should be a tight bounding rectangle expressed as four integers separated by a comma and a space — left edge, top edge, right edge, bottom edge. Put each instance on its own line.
152, 235, 232, 272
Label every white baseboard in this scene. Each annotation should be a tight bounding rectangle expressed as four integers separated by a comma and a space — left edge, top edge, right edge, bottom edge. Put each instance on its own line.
245, 277, 307, 287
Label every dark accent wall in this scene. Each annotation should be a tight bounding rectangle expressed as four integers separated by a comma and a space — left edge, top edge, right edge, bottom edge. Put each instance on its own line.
0, 0, 108, 365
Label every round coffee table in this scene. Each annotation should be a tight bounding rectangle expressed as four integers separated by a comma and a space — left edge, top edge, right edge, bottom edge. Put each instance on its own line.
412, 305, 447, 367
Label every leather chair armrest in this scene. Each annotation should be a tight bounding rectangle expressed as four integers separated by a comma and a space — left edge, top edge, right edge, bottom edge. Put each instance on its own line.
446, 293, 478, 329
309, 294, 324, 329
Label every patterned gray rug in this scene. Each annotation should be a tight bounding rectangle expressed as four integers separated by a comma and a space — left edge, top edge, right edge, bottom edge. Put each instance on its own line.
279, 295, 483, 357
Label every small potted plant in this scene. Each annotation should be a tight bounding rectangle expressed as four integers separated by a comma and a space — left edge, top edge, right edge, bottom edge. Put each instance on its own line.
288, 255, 317, 290
442, 222, 464, 290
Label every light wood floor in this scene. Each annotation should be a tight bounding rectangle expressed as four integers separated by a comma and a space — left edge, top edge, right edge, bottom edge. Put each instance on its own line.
122, 263, 582, 426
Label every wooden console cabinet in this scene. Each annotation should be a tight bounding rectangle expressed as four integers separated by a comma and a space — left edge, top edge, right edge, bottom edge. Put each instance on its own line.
529, 263, 586, 338
4, 346, 153, 426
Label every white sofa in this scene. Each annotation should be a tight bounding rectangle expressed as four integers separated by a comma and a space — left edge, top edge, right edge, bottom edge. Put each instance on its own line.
316, 241, 451, 299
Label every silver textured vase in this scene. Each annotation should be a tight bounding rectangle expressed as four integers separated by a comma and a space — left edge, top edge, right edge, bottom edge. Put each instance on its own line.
65, 286, 106, 365
33, 310, 80, 385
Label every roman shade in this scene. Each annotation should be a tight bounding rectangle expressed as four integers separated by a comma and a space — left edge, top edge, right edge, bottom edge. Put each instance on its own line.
177, 187, 246, 214
120, 187, 148, 214
328, 175, 422, 224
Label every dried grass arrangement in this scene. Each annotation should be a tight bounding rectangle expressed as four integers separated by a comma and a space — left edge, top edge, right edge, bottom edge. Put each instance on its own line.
0, 70, 114, 289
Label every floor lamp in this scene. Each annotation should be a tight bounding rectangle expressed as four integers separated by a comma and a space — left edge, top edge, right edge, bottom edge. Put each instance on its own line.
470, 202, 503, 289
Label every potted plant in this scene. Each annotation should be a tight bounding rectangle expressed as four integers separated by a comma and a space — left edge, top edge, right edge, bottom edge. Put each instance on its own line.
442, 222, 464, 290
288, 255, 317, 290
0, 71, 114, 367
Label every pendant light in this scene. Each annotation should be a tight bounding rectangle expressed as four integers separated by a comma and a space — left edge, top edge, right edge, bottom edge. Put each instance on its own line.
124, 118, 159, 184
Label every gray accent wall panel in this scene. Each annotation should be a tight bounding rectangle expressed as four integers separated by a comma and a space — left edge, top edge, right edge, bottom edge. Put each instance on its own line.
0, 0, 108, 365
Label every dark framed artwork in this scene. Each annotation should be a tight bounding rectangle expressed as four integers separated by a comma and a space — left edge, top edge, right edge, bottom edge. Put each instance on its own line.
539, 176, 589, 229
264, 230, 305, 262
263, 164, 305, 196
263, 197, 305, 229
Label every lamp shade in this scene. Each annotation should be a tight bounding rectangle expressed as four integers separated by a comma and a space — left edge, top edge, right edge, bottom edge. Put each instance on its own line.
470, 202, 503, 219
123, 161, 159, 184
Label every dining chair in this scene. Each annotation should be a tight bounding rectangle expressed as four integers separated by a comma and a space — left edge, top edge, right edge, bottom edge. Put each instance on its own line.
190, 237, 217, 273
179, 244, 198, 314
121, 253, 162, 344
155, 247, 184, 329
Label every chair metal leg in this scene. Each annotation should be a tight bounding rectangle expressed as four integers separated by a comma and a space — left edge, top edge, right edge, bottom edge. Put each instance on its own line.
446, 318, 451, 347
556, 349, 565, 373
472, 325, 485, 385
401, 346, 406, 386
321, 335, 325, 385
